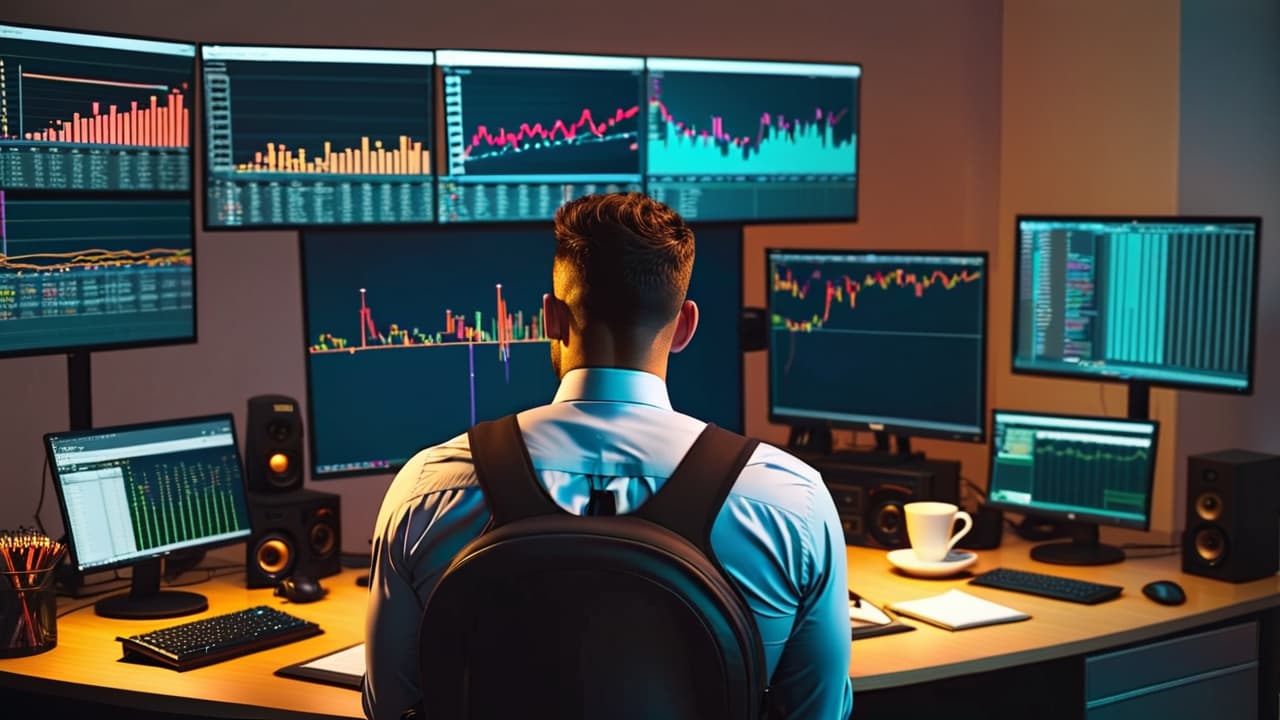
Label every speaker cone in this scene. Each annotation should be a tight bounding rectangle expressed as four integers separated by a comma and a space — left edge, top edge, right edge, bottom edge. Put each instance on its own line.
1194, 526, 1228, 564
310, 514, 337, 558
1195, 492, 1223, 521
268, 419, 294, 442
868, 485, 911, 548
256, 536, 294, 576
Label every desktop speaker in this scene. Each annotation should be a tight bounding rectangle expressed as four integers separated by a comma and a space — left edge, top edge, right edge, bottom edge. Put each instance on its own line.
246, 394, 305, 493
245, 489, 341, 588
1182, 450, 1280, 583
810, 456, 961, 549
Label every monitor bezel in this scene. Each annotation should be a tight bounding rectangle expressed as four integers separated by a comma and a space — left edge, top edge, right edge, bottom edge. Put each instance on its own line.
1011, 214, 1263, 395
983, 408, 1161, 532
197, 41, 438, 232
0, 20, 199, 360
642, 54, 863, 225
764, 247, 989, 443
433, 47, 650, 227
298, 221, 746, 480
44, 412, 250, 574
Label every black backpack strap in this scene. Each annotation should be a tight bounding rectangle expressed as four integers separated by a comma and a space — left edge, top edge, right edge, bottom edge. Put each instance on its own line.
632, 424, 759, 558
468, 414, 562, 530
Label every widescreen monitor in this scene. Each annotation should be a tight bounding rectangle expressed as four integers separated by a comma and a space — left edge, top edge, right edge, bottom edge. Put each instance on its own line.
436, 51, 645, 223
645, 57, 860, 222
1013, 216, 1260, 397
302, 225, 742, 478
0, 195, 195, 357
767, 249, 987, 443
46, 414, 252, 618
0, 22, 195, 193
986, 410, 1158, 566
201, 45, 434, 228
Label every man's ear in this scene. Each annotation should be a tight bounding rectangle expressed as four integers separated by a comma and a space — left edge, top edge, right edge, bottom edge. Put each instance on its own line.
543, 293, 570, 343
670, 299, 699, 353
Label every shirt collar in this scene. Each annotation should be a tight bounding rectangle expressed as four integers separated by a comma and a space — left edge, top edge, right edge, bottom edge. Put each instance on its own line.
552, 368, 673, 411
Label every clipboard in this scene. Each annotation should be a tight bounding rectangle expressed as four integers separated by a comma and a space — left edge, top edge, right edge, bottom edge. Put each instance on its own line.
275, 642, 365, 690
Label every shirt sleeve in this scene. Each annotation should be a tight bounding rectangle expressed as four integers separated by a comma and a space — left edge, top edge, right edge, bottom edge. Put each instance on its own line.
763, 480, 854, 720
363, 453, 490, 720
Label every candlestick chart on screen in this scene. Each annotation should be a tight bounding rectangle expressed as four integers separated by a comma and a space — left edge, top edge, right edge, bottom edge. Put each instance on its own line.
767, 253, 985, 434
301, 225, 743, 477
302, 228, 558, 476
645, 62, 859, 221
438, 57, 645, 223
0, 25, 193, 192
0, 193, 194, 355
202, 49, 433, 227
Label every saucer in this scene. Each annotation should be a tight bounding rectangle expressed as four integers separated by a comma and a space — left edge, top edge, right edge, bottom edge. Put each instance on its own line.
886, 548, 978, 578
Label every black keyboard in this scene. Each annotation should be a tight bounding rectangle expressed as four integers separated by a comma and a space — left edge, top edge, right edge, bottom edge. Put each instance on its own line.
969, 568, 1124, 605
117, 605, 322, 671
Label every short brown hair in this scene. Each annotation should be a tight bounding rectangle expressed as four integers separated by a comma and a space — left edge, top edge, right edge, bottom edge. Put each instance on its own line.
553, 193, 695, 330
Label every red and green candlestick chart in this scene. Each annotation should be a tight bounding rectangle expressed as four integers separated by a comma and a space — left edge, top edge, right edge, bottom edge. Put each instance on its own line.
309, 285, 549, 425
309, 285, 547, 357
771, 265, 984, 331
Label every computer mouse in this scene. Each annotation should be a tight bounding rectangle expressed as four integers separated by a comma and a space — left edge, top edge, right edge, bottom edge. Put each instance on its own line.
1142, 580, 1186, 606
275, 575, 328, 603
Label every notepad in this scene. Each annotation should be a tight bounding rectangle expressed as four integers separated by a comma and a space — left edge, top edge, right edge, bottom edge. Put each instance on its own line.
275, 643, 365, 690
888, 589, 1030, 631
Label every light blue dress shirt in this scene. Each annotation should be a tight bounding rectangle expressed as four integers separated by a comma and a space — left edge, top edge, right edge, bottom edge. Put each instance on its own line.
364, 367, 853, 720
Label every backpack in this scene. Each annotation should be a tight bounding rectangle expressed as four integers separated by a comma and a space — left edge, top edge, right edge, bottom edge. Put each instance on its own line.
416, 414, 769, 719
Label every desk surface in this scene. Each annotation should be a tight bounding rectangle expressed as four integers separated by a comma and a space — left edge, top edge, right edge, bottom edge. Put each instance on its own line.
847, 540, 1280, 690
1, 540, 1278, 719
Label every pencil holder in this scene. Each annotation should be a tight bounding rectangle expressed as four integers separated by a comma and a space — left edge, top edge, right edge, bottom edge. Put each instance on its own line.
0, 568, 57, 658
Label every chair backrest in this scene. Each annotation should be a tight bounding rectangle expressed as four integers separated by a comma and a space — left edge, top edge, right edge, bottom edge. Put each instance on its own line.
417, 414, 767, 720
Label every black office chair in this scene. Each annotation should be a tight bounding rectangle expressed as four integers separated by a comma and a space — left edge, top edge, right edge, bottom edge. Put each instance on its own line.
416, 415, 768, 720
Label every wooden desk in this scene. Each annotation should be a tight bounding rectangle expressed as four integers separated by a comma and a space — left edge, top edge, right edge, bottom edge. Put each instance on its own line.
1, 539, 1277, 719
846, 539, 1280, 691
0, 564, 367, 720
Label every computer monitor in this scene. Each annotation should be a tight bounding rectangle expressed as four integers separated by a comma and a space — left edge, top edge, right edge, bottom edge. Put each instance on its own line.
645, 58, 860, 222
0, 22, 195, 192
45, 414, 253, 618
0, 195, 195, 357
1013, 216, 1261, 417
767, 249, 987, 454
436, 51, 645, 223
201, 45, 434, 228
301, 224, 742, 478
986, 410, 1159, 566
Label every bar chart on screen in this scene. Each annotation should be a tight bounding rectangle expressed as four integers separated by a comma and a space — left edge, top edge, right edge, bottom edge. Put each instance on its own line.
202, 45, 434, 228
0, 24, 194, 192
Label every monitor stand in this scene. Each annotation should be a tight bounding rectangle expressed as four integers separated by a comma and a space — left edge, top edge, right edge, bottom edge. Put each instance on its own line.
1029, 522, 1125, 566
95, 558, 208, 619
787, 423, 833, 455
828, 431, 924, 466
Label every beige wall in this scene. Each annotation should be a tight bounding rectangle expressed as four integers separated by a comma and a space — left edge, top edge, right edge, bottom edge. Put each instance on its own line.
1174, 0, 1280, 501
996, 0, 1183, 538
0, 0, 1005, 550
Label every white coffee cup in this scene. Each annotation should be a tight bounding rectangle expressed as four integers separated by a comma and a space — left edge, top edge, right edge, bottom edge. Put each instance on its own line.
904, 501, 973, 563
